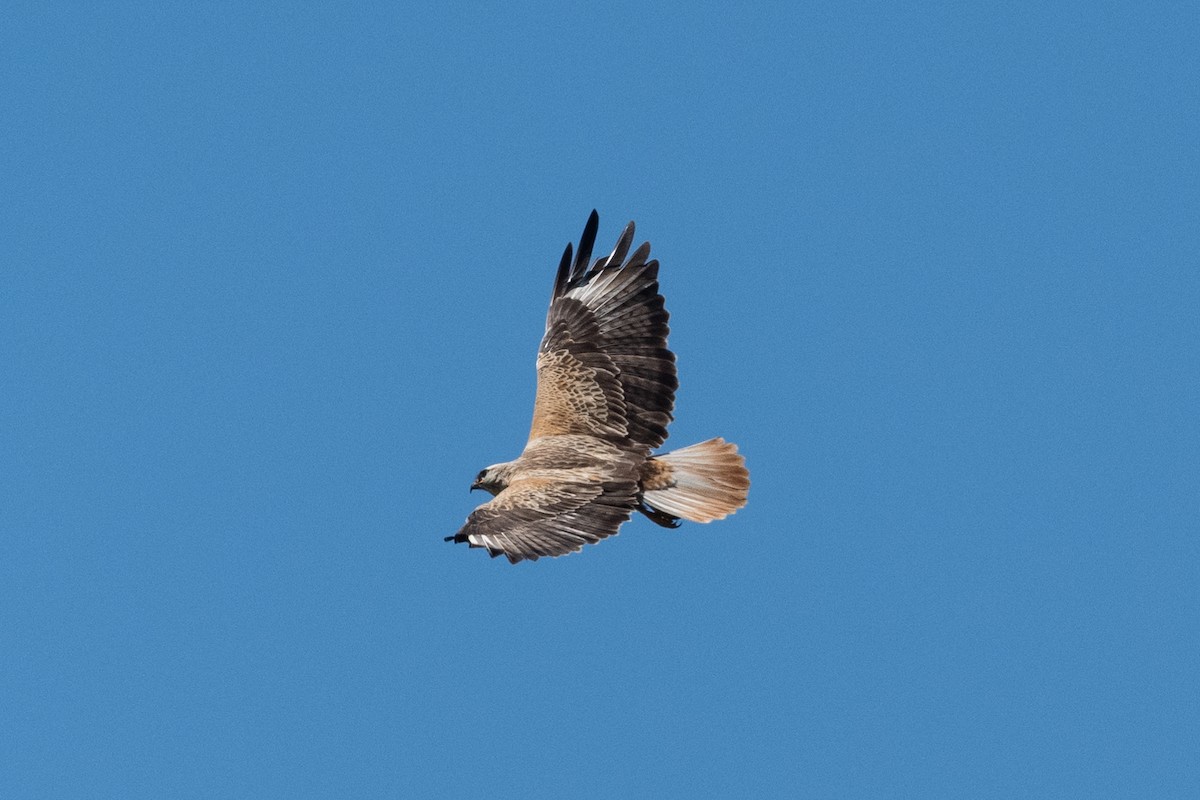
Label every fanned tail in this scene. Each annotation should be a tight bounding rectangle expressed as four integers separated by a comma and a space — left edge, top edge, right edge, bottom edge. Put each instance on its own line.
641, 438, 749, 523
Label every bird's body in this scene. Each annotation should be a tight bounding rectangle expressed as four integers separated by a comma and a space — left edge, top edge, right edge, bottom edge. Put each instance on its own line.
446, 211, 749, 563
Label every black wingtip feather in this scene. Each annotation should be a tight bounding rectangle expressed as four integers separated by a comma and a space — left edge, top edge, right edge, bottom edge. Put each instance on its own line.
553, 243, 573, 299
626, 242, 652, 270
599, 222, 635, 272
573, 210, 600, 281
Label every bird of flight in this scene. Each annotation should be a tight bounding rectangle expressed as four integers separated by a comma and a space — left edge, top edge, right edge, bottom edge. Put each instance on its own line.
446, 211, 749, 563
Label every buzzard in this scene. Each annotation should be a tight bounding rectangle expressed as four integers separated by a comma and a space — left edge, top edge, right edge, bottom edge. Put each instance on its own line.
446, 211, 750, 563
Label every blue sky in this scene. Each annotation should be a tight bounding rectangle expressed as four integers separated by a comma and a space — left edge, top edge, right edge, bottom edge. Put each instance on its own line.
2, 2, 1197, 797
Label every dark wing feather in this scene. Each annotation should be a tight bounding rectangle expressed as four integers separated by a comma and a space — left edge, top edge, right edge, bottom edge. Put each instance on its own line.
447, 478, 637, 563
552, 243, 573, 301
573, 210, 599, 281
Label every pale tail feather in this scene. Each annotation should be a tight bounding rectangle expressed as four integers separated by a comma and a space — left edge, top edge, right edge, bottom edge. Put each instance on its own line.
642, 438, 749, 523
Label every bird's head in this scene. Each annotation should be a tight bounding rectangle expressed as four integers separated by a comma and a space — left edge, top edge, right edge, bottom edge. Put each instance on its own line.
471, 462, 515, 496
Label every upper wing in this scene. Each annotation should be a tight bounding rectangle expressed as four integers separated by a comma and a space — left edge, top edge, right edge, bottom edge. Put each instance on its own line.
529, 211, 678, 450
446, 476, 637, 563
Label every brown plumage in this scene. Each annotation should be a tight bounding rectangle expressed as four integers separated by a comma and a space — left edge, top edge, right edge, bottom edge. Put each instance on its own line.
446, 211, 750, 563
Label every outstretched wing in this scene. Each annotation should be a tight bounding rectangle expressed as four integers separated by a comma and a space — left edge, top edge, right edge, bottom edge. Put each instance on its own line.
529, 211, 678, 450
446, 477, 637, 563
